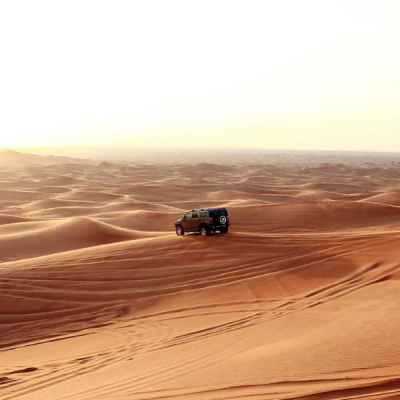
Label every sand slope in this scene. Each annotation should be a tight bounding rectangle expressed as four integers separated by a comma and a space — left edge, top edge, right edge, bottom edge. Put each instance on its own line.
1, 150, 400, 400
361, 192, 400, 206
0, 217, 148, 262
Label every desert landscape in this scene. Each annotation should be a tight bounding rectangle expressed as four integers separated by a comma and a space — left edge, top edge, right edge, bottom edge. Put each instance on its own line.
1, 148, 400, 399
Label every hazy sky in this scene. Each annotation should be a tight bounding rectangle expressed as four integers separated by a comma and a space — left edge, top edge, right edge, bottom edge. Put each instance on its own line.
0, 0, 399, 151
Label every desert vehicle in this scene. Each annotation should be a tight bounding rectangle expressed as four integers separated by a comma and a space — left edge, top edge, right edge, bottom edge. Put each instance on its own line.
175, 208, 231, 236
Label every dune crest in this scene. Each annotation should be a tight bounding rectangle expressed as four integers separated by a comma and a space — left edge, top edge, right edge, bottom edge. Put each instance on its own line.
361, 192, 400, 206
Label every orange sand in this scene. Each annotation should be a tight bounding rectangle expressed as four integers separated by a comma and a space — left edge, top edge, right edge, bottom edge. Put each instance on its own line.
1, 150, 400, 399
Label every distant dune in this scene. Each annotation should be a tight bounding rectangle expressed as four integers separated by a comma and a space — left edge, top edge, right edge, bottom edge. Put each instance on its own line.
0, 149, 93, 166
0, 214, 35, 225
1, 149, 400, 400
360, 192, 400, 206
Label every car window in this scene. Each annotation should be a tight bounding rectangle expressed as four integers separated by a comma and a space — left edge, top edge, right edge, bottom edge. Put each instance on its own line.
209, 209, 227, 217
200, 211, 207, 218
184, 212, 191, 219
192, 212, 199, 218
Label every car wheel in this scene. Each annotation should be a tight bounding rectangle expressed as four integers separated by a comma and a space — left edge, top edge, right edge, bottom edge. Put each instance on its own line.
200, 225, 209, 236
176, 225, 184, 236
220, 227, 229, 233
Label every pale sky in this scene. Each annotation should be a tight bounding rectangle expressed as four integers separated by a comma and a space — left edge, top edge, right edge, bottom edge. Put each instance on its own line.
0, 0, 399, 151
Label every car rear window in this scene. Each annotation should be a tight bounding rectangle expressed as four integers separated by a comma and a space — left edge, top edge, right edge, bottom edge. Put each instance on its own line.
209, 209, 228, 217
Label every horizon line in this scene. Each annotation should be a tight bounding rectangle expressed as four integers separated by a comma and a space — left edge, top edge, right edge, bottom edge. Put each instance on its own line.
2, 146, 400, 155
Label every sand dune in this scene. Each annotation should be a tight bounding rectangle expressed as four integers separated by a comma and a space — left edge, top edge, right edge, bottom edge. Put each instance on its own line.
1, 150, 400, 400
57, 190, 125, 202
0, 215, 35, 225
96, 210, 182, 231
0, 149, 93, 167
0, 217, 145, 262
181, 163, 239, 174
361, 192, 400, 206
22, 198, 105, 211
0, 220, 54, 235
2, 233, 400, 399
229, 200, 400, 232
0, 189, 48, 202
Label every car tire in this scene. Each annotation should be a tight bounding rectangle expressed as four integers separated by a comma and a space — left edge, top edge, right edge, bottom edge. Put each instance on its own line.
200, 225, 210, 236
220, 227, 229, 233
176, 225, 184, 236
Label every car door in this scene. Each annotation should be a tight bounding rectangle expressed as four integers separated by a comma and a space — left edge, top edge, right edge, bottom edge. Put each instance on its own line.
182, 212, 192, 231
190, 211, 200, 231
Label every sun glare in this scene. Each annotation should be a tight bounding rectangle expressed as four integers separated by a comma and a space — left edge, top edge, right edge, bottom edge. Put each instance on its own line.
0, 0, 399, 150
